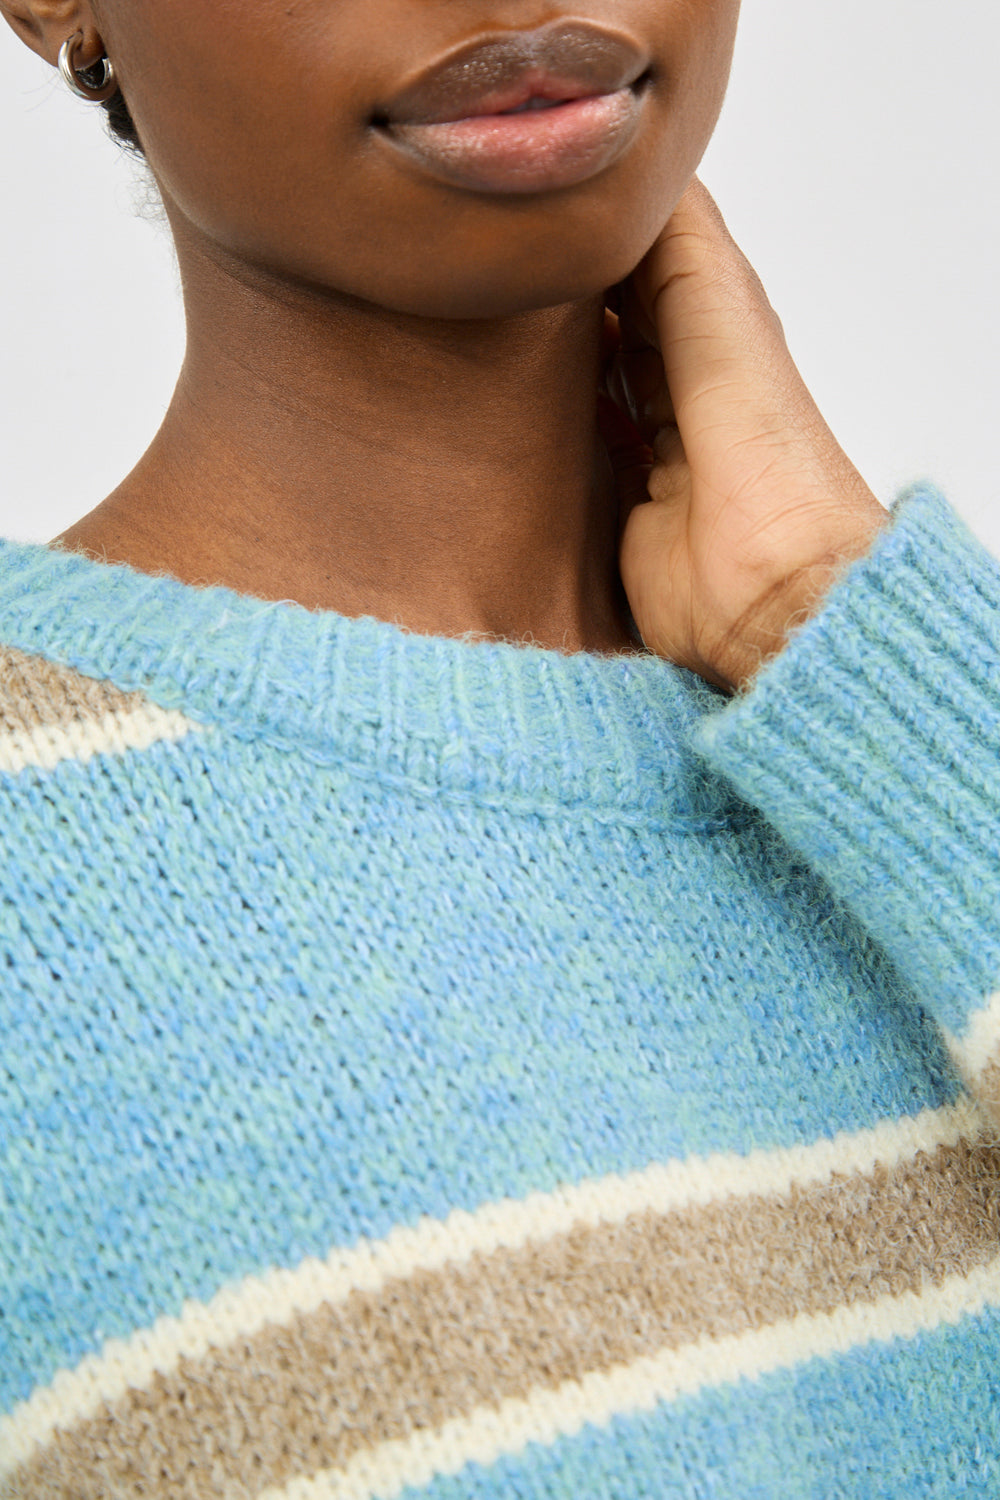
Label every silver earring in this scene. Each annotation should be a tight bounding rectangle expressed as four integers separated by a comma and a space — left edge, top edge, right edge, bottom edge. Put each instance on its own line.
58, 30, 118, 103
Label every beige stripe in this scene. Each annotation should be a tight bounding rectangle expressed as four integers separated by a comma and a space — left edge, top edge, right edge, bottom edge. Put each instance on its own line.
257, 1257, 1000, 1500
12, 1131, 1000, 1500
0, 646, 200, 773
0, 646, 147, 732
2, 1096, 984, 1475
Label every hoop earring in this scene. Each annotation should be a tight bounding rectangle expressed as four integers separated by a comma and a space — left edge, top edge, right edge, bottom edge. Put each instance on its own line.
58, 31, 118, 103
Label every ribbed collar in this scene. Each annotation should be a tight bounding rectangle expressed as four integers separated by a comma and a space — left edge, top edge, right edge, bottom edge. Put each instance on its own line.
0, 537, 732, 824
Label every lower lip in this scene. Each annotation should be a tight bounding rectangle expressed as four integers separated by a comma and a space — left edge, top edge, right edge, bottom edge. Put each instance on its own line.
378, 86, 646, 195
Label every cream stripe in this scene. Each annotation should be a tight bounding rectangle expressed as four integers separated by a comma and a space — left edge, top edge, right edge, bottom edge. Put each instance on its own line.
945, 992, 1000, 1080
258, 1255, 1000, 1500
0, 702, 202, 775
0, 1095, 986, 1479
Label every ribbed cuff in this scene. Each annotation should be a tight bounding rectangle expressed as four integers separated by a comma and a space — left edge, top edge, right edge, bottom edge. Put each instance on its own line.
692, 483, 1000, 1035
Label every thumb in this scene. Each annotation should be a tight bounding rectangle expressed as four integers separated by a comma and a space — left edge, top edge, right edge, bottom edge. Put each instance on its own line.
628, 176, 789, 426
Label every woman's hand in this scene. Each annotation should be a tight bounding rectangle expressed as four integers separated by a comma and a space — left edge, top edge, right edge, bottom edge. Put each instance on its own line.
599, 177, 889, 692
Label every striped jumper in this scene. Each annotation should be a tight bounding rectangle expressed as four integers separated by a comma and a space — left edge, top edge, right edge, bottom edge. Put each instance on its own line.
2, 482, 1000, 1499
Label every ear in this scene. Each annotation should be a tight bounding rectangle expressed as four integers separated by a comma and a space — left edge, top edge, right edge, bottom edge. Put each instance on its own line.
1, 0, 102, 68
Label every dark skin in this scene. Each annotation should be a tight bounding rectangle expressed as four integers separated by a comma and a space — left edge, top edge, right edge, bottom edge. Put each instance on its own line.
5, 0, 886, 686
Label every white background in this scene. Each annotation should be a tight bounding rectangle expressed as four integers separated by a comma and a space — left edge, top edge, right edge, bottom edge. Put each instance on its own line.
2, 0, 999, 554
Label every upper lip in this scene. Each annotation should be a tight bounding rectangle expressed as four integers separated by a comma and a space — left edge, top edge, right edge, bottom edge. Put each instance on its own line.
376, 20, 650, 127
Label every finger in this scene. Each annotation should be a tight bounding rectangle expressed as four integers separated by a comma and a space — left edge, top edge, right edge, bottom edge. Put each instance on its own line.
631, 175, 790, 423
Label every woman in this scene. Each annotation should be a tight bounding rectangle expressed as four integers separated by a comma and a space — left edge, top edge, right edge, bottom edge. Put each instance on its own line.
1, 0, 998, 1495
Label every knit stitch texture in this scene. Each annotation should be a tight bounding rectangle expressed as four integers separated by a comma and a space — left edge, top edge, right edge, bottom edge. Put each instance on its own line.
1, 481, 1000, 1499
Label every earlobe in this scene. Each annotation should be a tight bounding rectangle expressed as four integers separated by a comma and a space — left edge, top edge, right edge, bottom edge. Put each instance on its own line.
58, 28, 116, 100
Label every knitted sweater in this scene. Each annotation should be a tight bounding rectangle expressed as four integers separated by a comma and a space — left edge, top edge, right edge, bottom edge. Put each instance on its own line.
1, 482, 1000, 1500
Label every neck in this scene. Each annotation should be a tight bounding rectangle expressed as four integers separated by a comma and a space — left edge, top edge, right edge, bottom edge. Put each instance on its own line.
54, 230, 641, 657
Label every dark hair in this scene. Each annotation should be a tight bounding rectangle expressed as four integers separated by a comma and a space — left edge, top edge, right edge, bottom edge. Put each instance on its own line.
104, 91, 143, 153
74, 55, 142, 153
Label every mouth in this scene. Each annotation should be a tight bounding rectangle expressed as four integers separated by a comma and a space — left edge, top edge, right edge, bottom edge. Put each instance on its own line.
372, 19, 651, 128
490, 94, 595, 116
371, 20, 652, 195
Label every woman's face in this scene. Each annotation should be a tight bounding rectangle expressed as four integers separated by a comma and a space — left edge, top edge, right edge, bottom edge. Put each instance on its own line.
91, 0, 742, 318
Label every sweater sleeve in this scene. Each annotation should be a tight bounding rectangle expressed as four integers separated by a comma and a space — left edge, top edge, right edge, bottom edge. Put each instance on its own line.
691, 481, 1000, 1120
